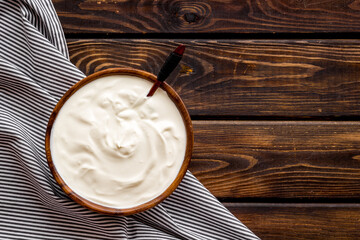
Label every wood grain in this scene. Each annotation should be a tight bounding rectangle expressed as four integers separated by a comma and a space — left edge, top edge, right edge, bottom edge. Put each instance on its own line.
226, 203, 360, 239
57, 1, 360, 238
68, 39, 360, 118
54, 0, 360, 34
190, 121, 360, 199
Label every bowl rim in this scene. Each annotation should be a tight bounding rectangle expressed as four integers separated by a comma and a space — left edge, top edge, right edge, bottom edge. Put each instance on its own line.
45, 68, 193, 215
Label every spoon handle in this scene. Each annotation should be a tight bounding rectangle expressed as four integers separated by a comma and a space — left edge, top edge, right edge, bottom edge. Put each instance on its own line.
147, 44, 185, 97
157, 44, 185, 82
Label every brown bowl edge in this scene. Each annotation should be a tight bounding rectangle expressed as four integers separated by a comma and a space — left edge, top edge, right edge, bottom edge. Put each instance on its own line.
45, 68, 193, 215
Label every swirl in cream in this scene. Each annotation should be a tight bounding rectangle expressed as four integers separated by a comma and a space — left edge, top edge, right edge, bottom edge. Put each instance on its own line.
51, 75, 186, 208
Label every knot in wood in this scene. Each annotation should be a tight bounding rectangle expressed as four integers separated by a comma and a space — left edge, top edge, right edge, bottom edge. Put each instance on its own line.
184, 12, 200, 23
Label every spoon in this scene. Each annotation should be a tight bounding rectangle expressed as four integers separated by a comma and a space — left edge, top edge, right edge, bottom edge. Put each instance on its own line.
147, 44, 185, 97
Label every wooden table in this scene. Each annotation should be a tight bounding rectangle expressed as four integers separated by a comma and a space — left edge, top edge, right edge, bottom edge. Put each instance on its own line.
54, 1, 360, 239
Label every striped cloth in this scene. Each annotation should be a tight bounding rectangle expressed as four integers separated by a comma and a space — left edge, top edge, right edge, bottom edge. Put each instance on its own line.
0, 0, 259, 239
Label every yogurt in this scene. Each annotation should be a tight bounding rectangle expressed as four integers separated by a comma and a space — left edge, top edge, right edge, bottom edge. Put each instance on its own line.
50, 75, 187, 208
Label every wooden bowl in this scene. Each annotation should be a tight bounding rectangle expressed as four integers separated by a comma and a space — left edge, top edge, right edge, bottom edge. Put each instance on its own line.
45, 68, 193, 215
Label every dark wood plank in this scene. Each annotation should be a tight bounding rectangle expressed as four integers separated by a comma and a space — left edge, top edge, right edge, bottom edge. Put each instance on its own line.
68, 39, 360, 117
54, 0, 360, 34
190, 121, 360, 199
226, 203, 360, 239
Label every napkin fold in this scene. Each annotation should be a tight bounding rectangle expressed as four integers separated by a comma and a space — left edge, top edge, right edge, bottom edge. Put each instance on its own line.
0, 0, 259, 239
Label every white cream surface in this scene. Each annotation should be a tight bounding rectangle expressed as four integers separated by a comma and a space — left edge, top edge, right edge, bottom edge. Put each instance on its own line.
51, 75, 186, 208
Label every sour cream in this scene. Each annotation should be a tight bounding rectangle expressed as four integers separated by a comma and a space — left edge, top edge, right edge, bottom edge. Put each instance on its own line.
50, 75, 187, 208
